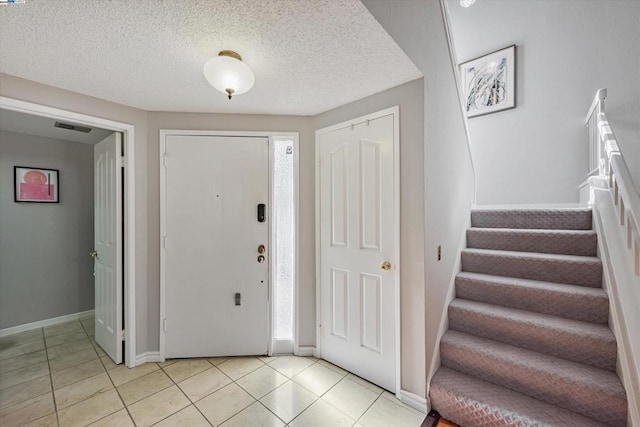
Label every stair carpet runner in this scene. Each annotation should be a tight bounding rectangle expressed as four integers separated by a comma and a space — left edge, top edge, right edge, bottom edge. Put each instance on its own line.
430, 208, 628, 426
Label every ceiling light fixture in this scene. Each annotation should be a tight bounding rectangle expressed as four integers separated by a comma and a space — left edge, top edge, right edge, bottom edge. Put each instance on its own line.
203, 50, 255, 100
460, 0, 476, 7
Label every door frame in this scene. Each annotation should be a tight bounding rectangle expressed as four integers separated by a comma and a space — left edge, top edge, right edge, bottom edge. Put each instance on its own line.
158, 130, 300, 360
315, 106, 401, 393
0, 96, 137, 367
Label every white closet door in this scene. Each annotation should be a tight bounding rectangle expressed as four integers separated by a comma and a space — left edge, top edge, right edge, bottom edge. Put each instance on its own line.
319, 114, 397, 391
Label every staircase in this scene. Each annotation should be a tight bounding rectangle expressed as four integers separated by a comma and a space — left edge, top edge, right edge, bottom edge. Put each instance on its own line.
430, 207, 628, 426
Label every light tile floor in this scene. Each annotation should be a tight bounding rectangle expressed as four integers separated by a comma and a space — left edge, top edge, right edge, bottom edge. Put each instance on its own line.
0, 317, 426, 426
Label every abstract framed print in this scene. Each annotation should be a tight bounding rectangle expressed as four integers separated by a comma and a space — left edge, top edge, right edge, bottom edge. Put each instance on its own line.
461, 45, 516, 118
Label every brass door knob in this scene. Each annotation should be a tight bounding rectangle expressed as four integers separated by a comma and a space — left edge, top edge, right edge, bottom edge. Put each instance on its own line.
90, 250, 98, 258
381, 261, 392, 271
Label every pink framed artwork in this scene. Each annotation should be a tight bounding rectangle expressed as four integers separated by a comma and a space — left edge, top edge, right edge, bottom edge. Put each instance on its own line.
14, 166, 59, 203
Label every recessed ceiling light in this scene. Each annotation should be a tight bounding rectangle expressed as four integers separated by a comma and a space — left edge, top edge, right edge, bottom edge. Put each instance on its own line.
460, 0, 476, 7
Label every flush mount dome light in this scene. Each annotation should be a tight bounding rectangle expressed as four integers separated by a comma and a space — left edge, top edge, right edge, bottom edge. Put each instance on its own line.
203, 50, 255, 100
460, 0, 476, 7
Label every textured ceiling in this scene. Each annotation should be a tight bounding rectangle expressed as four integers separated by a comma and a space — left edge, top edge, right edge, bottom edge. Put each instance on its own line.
0, 0, 422, 116
0, 109, 113, 144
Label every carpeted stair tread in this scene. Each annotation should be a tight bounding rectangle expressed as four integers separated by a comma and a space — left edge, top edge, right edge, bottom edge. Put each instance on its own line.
430, 367, 610, 427
440, 330, 627, 425
455, 272, 608, 324
461, 248, 602, 287
466, 227, 597, 256
448, 299, 616, 371
471, 208, 592, 230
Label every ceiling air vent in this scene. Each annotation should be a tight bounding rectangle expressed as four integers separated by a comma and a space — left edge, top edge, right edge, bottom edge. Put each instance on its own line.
54, 121, 92, 133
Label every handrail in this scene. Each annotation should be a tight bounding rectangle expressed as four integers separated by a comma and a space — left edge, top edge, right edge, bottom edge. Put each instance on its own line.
585, 88, 640, 276
584, 88, 607, 126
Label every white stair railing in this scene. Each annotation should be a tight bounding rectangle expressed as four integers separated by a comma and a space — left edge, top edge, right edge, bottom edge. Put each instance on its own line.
582, 88, 640, 426
584, 88, 640, 276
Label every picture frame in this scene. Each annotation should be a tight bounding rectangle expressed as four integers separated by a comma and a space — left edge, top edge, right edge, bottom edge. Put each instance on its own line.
14, 166, 60, 203
460, 44, 516, 118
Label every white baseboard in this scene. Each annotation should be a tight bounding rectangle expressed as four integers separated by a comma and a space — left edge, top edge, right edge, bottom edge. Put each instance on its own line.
135, 351, 162, 366
295, 346, 316, 357
0, 310, 95, 338
397, 389, 428, 414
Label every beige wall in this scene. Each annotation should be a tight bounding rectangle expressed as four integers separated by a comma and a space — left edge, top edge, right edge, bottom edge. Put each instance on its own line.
1, 73, 427, 398
314, 78, 425, 396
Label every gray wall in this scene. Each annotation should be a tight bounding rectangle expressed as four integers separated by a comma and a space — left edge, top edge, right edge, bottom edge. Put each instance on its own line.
448, 0, 640, 204
315, 78, 425, 396
363, 0, 476, 401
0, 130, 95, 328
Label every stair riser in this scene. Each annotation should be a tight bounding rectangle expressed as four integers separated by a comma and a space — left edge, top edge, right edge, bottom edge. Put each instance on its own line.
461, 251, 602, 287
455, 276, 609, 324
471, 209, 592, 230
448, 306, 616, 371
440, 342, 626, 425
466, 229, 597, 256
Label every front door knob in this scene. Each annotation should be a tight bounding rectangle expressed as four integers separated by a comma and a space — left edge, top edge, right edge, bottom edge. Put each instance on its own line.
381, 261, 391, 271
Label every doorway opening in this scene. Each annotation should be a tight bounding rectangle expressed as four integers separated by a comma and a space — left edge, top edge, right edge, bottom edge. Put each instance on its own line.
0, 96, 137, 367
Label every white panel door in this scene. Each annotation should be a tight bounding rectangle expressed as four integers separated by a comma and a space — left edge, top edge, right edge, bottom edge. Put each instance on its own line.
164, 135, 269, 358
94, 132, 123, 364
319, 114, 396, 391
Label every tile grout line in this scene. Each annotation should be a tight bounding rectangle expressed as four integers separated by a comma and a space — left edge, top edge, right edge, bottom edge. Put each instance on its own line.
286, 359, 353, 426
262, 357, 330, 425
154, 359, 216, 426
226, 358, 294, 426
40, 326, 62, 427
78, 318, 137, 426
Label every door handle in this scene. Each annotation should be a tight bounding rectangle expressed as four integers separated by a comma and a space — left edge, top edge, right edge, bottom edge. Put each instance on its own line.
90, 250, 98, 259
380, 261, 392, 271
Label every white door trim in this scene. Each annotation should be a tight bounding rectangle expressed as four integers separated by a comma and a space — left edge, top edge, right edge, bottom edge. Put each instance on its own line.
315, 106, 401, 394
159, 129, 300, 361
0, 96, 137, 368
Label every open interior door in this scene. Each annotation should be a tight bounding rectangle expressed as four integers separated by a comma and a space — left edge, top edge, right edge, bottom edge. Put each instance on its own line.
93, 132, 123, 364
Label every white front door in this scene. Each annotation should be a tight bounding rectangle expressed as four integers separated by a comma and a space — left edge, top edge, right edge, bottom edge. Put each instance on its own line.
318, 112, 397, 391
94, 132, 123, 364
163, 135, 269, 358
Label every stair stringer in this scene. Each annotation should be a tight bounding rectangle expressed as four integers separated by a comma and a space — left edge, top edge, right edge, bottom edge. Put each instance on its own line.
425, 212, 471, 412
593, 184, 640, 426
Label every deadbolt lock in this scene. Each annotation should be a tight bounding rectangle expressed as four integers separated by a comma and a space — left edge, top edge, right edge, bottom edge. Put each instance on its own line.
257, 255, 265, 263
257, 244, 266, 254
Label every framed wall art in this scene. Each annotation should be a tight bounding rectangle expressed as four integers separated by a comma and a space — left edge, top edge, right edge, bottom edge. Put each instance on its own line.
460, 44, 516, 118
14, 166, 60, 203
